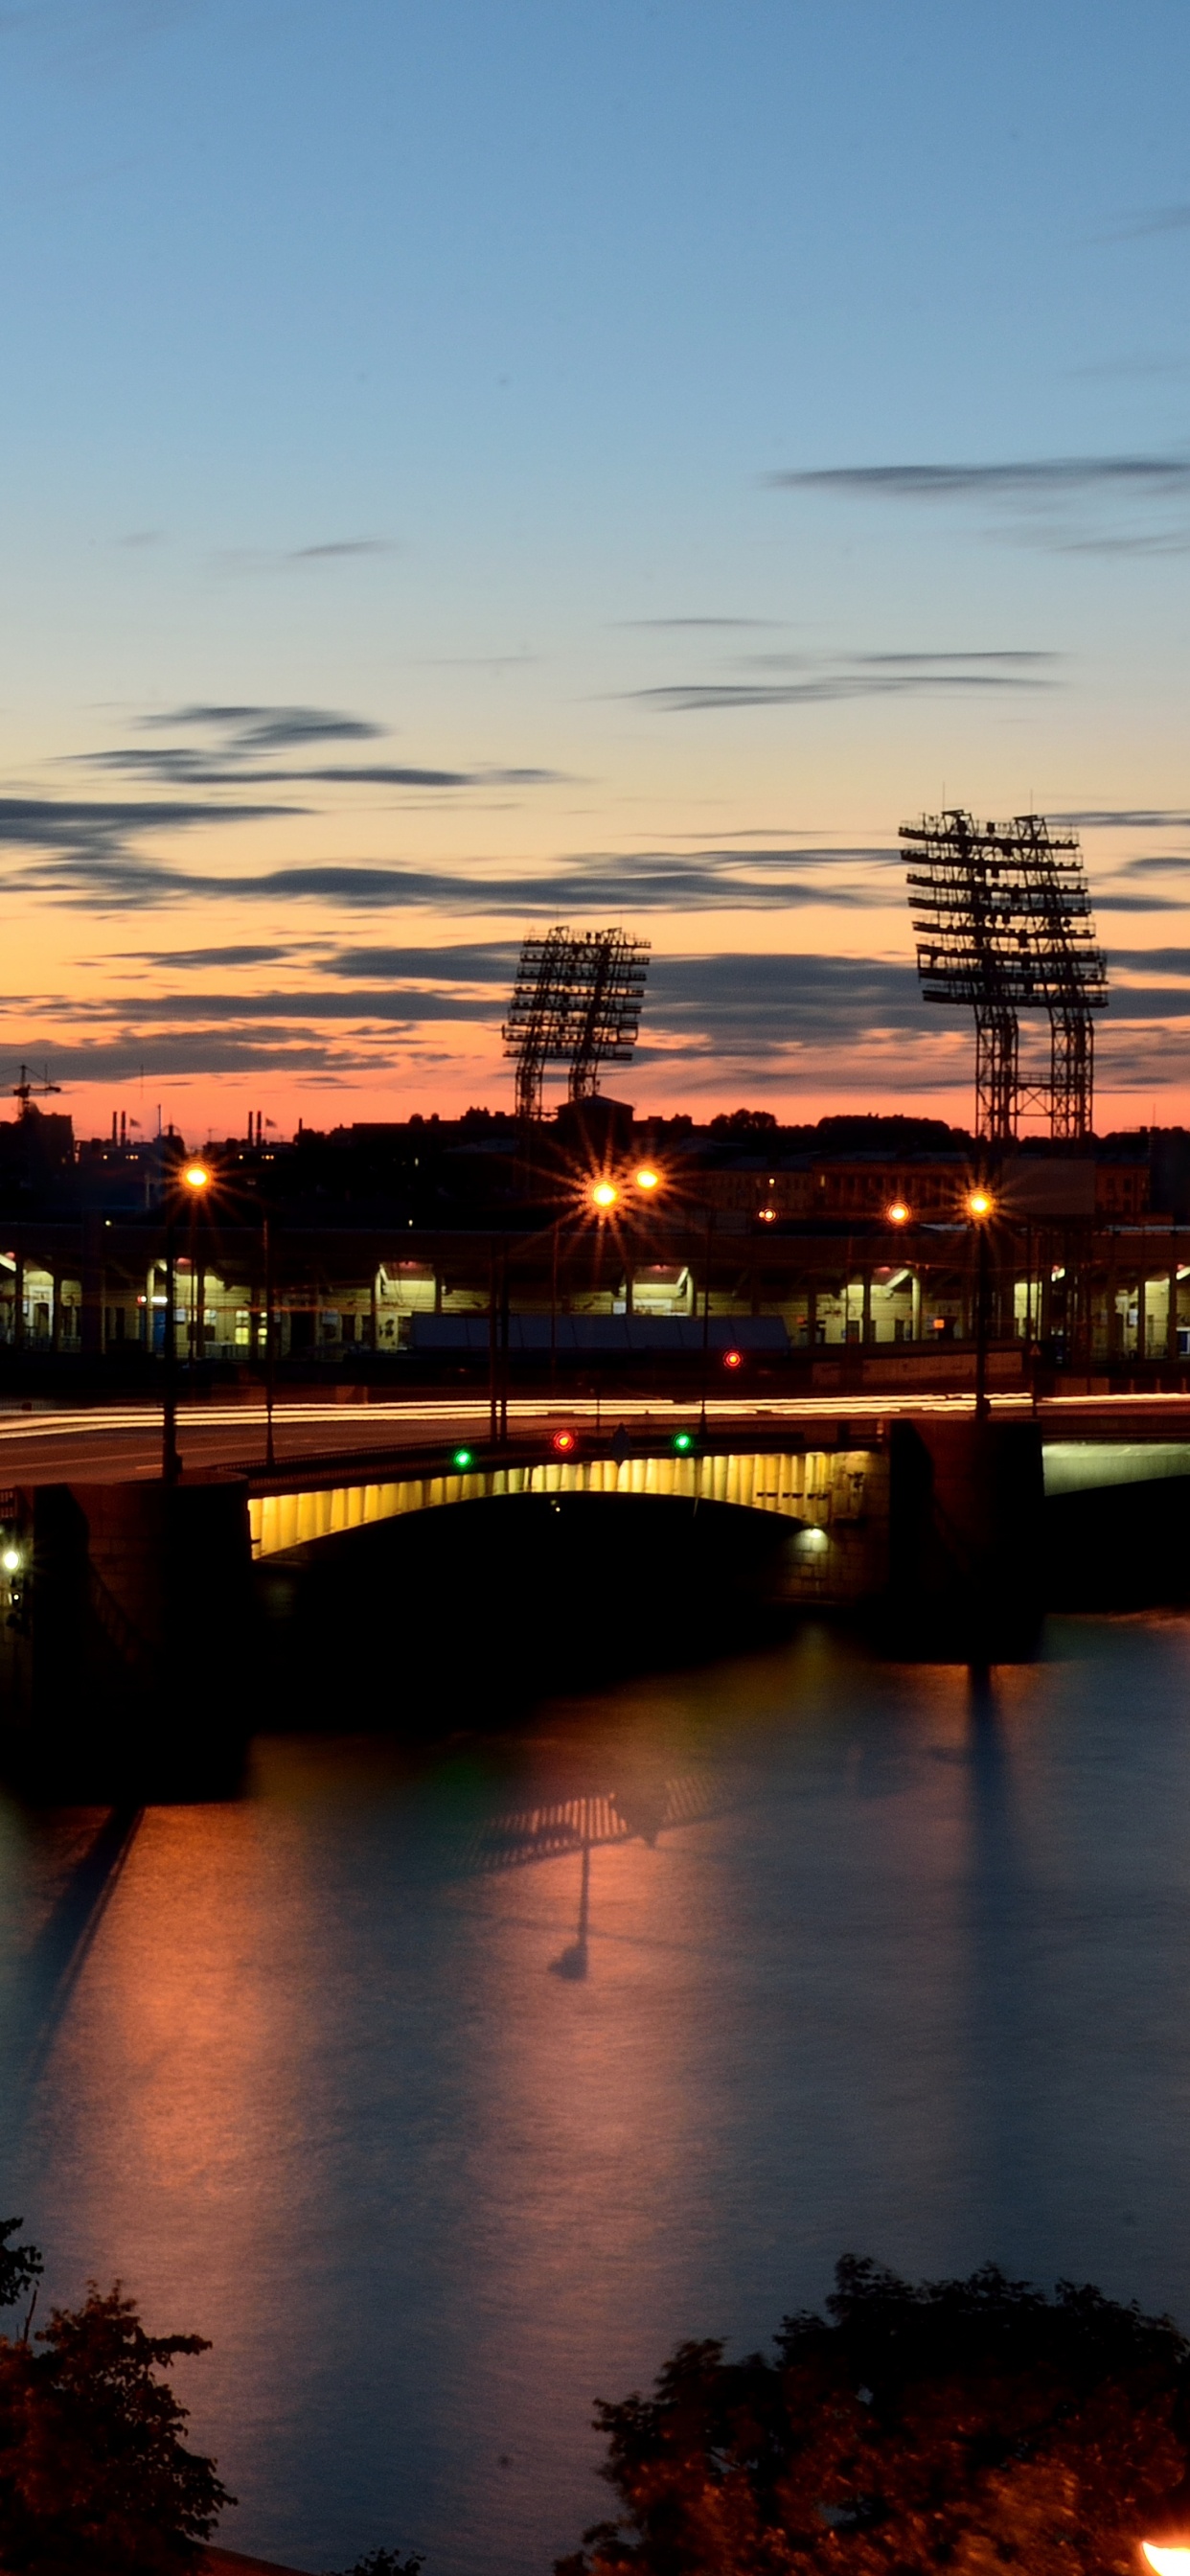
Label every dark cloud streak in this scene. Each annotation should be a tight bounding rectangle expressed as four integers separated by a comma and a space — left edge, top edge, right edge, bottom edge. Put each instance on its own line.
768, 456, 1190, 499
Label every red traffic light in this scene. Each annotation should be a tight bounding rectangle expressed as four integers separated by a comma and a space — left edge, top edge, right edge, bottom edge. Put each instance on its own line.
552, 1428, 578, 1455
721, 1347, 743, 1370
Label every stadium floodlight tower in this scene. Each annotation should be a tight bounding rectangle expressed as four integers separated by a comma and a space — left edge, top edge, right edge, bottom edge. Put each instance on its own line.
1012, 811, 1110, 1139
901, 809, 1108, 1141
503, 925, 650, 1121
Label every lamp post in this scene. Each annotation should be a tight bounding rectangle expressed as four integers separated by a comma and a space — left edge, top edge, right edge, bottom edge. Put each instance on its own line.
263, 1212, 276, 1473
966, 1184, 995, 1424
162, 1158, 212, 1485
886, 1198, 912, 1343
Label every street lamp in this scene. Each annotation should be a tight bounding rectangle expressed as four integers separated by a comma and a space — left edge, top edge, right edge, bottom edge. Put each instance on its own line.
633, 1164, 661, 1192
1143, 2548, 1190, 2574
966, 1184, 995, 1422
162, 1155, 215, 1486
887, 1198, 911, 1227
590, 1179, 618, 1210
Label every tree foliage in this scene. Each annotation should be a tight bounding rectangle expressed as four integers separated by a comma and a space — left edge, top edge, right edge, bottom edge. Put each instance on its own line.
0, 2221, 42, 2325
557, 2258, 1190, 2576
0, 2254, 232, 2575
325, 2550, 425, 2576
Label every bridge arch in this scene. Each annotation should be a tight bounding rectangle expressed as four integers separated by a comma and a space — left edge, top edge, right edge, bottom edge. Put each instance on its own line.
248, 1443, 887, 1604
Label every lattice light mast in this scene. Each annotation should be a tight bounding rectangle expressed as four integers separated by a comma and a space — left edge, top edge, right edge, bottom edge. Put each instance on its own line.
1012, 812, 1110, 1140
503, 926, 650, 1121
902, 810, 1107, 1140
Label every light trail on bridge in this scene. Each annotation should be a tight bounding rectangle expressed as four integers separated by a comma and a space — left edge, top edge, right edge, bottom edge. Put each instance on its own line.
1, 1386, 1188, 1485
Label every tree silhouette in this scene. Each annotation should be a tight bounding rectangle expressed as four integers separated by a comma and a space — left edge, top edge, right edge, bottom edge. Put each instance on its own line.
0, 2244, 232, 2574
557, 2258, 1190, 2576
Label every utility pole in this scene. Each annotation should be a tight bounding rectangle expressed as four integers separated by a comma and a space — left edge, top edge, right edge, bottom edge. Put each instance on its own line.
162, 1222, 180, 1486
263, 1215, 277, 1472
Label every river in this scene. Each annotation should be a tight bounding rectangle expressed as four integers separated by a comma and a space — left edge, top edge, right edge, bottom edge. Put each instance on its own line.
2, 1612, 1190, 2575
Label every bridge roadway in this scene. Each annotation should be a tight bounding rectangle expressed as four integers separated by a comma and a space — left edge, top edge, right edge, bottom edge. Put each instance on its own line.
2, 1386, 1190, 1488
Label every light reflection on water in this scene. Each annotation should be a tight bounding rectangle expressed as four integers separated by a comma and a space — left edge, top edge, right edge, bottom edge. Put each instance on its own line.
4, 1616, 1190, 2575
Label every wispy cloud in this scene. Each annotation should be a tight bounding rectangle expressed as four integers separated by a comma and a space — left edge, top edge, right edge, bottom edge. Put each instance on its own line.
213, 538, 397, 571
312, 941, 518, 985
627, 648, 1058, 716
86, 749, 540, 789
617, 616, 783, 631
14, 935, 1190, 1095
1110, 204, 1190, 241
74, 701, 561, 792
0, 794, 290, 864
0, 807, 896, 913
1056, 810, 1190, 830
768, 457, 1190, 499
287, 539, 395, 560
1094, 894, 1190, 913
143, 704, 383, 749
1111, 949, 1190, 978
767, 457, 1190, 556
117, 941, 301, 972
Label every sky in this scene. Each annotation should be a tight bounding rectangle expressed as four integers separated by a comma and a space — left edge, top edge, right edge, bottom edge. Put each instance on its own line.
2, 0, 1190, 1142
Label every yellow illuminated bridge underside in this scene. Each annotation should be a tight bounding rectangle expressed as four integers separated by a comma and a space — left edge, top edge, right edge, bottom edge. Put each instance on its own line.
249, 1448, 877, 1560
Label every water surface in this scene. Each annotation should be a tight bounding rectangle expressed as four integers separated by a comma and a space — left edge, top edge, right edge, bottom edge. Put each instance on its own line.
3, 1615, 1190, 2574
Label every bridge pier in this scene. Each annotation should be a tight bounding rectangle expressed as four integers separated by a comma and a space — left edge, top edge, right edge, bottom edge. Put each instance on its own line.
888, 1417, 1045, 1651
0, 1476, 253, 1795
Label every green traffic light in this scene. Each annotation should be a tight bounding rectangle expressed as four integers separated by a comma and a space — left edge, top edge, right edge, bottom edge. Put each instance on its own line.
452, 1446, 474, 1470
673, 1432, 696, 1454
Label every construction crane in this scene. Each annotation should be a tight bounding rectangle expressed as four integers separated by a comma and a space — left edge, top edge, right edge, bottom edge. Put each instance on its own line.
11, 1064, 62, 1119
503, 927, 650, 1122
902, 811, 1108, 1140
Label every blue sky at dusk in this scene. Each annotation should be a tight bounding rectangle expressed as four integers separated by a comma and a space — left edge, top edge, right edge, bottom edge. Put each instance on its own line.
2, 0, 1189, 1135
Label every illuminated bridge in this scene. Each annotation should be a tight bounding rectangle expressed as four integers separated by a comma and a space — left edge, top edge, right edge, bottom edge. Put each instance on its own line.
247, 1433, 890, 1607
10, 1393, 1190, 1795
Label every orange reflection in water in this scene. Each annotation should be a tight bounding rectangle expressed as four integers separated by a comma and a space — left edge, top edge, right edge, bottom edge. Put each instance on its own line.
20, 1795, 329, 2533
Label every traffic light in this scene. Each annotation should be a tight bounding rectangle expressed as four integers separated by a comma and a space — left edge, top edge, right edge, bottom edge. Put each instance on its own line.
721, 1347, 743, 1370
673, 1430, 697, 1455
552, 1428, 578, 1456
451, 1446, 474, 1470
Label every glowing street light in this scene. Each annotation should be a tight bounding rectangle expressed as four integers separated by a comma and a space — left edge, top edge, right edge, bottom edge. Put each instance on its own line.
1143, 2548, 1190, 2576
887, 1199, 911, 1227
966, 1184, 995, 1419
590, 1180, 618, 1210
633, 1165, 661, 1192
162, 1155, 216, 1485
1, 1546, 20, 1574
